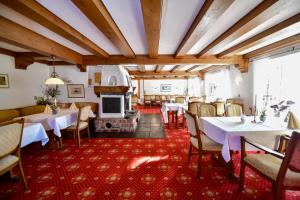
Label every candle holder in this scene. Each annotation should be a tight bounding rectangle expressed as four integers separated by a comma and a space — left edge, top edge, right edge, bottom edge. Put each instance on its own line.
251, 107, 257, 123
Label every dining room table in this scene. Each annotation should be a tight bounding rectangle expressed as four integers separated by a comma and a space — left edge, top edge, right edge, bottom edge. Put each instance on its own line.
198, 116, 291, 177
21, 123, 49, 148
161, 102, 188, 128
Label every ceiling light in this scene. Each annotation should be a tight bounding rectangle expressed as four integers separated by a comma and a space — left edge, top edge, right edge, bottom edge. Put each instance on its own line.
45, 56, 64, 85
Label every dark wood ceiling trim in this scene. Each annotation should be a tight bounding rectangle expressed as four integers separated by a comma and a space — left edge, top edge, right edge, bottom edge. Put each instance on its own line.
141, 0, 162, 58
1, 0, 109, 58
0, 16, 83, 64
175, 0, 234, 57
244, 34, 300, 58
72, 0, 135, 58
197, 0, 278, 57
0, 47, 16, 57
217, 13, 300, 57
155, 65, 164, 72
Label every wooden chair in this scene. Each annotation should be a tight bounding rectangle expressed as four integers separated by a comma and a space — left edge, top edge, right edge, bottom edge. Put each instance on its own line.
185, 111, 222, 178
150, 95, 156, 106
175, 96, 185, 104
144, 95, 151, 107
0, 119, 28, 190
199, 103, 217, 117
213, 101, 226, 116
161, 95, 167, 103
65, 106, 91, 147
155, 95, 161, 106
188, 101, 202, 117
189, 97, 201, 102
199, 96, 206, 103
239, 131, 300, 200
225, 103, 243, 116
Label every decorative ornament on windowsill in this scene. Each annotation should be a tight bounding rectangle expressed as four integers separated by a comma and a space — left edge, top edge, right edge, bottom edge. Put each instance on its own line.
259, 108, 267, 122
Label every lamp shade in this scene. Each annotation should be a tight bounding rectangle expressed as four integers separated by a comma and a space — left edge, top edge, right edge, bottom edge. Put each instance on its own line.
45, 77, 64, 85
287, 111, 300, 129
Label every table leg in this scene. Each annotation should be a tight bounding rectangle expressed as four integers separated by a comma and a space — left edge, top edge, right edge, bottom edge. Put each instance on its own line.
176, 113, 179, 128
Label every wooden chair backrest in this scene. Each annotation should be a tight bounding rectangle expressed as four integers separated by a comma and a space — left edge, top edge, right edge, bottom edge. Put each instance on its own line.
199, 104, 217, 117
175, 96, 185, 104
144, 95, 151, 101
155, 95, 161, 101
0, 119, 24, 159
188, 101, 202, 116
185, 111, 203, 150
226, 103, 243, 116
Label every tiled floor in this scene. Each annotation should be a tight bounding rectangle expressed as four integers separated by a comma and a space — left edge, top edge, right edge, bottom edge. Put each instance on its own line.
94, 113, 165, 138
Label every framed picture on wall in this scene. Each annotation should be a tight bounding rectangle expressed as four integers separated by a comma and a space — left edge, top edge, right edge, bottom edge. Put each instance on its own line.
67, 84, 85, 98
160, 84, 171, 92
0, 74, 9, 88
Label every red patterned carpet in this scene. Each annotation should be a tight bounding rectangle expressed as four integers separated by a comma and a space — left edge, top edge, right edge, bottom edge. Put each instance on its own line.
0, 107, 299, 200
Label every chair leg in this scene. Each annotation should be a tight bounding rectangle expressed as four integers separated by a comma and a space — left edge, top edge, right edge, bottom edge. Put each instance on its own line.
59, 137, 63, 149
273, 184, 283, 200
87, 126, 91, 138
238, 162, 246, 191
196, 151, 202, 178
18, 160, 28, 190
188, 143, 192, 161
77, 130, 81, 147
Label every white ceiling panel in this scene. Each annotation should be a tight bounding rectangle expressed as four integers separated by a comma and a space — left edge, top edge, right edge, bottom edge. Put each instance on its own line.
159, 0, 205, 54
124, 66, 138, 71
178, 64, 195, 71
161, 65, 176, 71
145, 65, 157, 71
238, 22, 300, 55
190, 65, 210, 72
37, 0, 120, 55
0, 3, 92, 55
215, 1, 300, 54
0, 41, 30, 52
102, 0, 147, 54
188, 0, 263, 54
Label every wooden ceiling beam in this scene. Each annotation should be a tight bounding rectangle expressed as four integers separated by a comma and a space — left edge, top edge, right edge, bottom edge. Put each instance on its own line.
0, 0, 109, 58
141, 0, 162, 58
217, 13, 300, 57
0, 47, 16, 57
244, 34, 300, 59
72, 0, 135, 58
197, 0, 297, 56
84, 55, 247, 66
0, 16, 83, 64
185, 65, 201, 72
170, 65, 185, 72
155, 65, 164, 72
200, 65, 229, 73
175, 0, 234, 57
128, 70, 199, 76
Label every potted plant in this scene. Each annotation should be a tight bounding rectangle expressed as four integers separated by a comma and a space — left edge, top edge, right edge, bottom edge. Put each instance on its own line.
259, 108, 267, 122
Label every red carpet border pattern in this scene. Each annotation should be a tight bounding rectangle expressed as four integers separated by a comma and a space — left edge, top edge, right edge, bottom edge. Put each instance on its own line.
0, 106, 299, 200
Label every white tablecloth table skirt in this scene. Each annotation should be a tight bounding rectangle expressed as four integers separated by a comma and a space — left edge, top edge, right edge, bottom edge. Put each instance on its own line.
161, 103, 187, 123
199, 116, 290, 162
21, 123, 49, 148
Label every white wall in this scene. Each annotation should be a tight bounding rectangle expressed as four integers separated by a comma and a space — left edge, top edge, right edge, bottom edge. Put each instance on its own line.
143, 79, 188, 95
229, 65, 253, 115
55, 65, 98, 103
0, 54, 49, 109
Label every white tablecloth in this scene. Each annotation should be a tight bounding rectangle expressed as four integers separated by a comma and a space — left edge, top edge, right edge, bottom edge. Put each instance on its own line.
161, 103, 188, 123
21, 123, 49, 147
19, 109, 78, 137
198, 116, 290, 162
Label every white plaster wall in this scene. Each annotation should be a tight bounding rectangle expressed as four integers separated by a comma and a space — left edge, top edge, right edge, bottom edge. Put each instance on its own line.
55, 65, 98, 103
229, 65, 254, 115
143, 79, 188, 95
0, 54, 49, 109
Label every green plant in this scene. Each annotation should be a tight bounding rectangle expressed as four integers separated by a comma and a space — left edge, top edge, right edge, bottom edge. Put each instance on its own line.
46, 85, 60, 98
34, 96, 50, 105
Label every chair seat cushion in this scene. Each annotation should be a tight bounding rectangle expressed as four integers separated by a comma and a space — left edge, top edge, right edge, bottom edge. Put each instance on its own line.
0, 155, 19, 173
244, 154, 300, 187
66, 122, 88, 131
191, 135, 222, 151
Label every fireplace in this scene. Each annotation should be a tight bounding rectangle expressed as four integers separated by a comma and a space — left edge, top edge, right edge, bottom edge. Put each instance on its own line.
100, 94, 124, 118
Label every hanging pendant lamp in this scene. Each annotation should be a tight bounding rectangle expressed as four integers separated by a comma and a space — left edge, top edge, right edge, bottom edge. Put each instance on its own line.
45, 56, 64, 85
